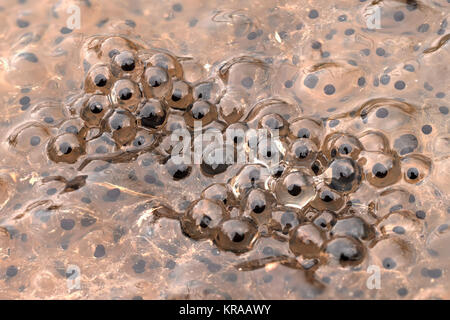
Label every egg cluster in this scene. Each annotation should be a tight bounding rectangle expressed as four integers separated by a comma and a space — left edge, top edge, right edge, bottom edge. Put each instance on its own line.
9, 35, 432, 268
181, 114, 431, 267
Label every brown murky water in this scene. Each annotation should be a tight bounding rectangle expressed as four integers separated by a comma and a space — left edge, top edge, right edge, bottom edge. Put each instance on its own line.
0, 0, 449, 299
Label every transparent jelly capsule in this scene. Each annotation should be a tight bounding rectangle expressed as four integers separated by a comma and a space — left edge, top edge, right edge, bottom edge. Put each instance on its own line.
288, 117, 324, 146
184, 100, 218, 127
313, 210, 337, 232
377, 210, 422, 238
47, 133, 85, 164
214, 218, 258, 254
322, 157, 362, 193
136, 99, 167, 131
145, 52, 183, 79
258, 113, 289, 137
400, 154, 432, 185
370, 236, 416, 270
256, 137, 285, 167
165, 155, 192, 180
166, 80, 193, 110
229, 164, 271, 199
287, 138, 318, 166
374, 187, 417, 219
270, 207, 302, 235
102, 108, 137, 146
193, 81, 222, 103
142, 66, 172, 99
289, 222, 325, 259
8, 123, 51, 154
200, 144, 233, 177
274, 169, 316, 209
126, 129, 157, 152
58, 118, 87, 140
360, 151, 401, 188
201, 183, 236, 207
84, 64, 114, 94
111, 79, 141, 111
86, 133, 117, 155
80, 94, 111, 127
180, 199, 228, 240
358, 130, 390, 153
310, 184, 345, 212
323, 132, 363, 160
241, 188, 276, 225
111, 50, 143, 81
324, 236, 366, 267
330, 217, 375, 241
98, 36, 140, 63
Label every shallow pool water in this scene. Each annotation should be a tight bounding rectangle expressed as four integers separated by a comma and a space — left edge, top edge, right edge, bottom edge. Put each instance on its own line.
0, 0, 449, 299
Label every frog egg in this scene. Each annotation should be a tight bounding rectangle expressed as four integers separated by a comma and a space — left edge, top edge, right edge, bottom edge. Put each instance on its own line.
58, 118, 87, 140
324, 236, 366, 267
86, 133, 117, 155
162, 113, 189, 135
374, 187, 417, 219
97, 36, 140, 63
142, 66, 173, 99
287, 138, 318, 166
370, 236, 416, 270
200, 144, 234, 177
111, 79, 141, 111
377, 210, 422, 238
144, 52, 183, 79
8, 123, 51, 154
180, 199, 228, 240
313, 210, 337, 232
241, 188, 276, 225
80, 94, 111, 127
258, 113, 289, 137
201, 183, 236, 207
360, 151, 402, 188
289, 223, 325, 259
274, 169, 316, 209
358, 130, 391, 153
288, 117, 324, 146
111, 50, 143, 81
29, 101, 67, 126
126, 129, 157, 152
330, 217, 375, 241
322, 157, 362, 193
84, 64, 114, 94
229, 164, 271, 199
217, 88, 248, 124
184, 101, 218, 127
400, 154, 432, 185
256, 137, 285, 167
270, 206, 302, 233
214, 218, 258, 254
166, 80, 193, 110
47, 133, 85, 164
322, 132, 364, 160
310, 184, 345, 212
193, 81, 222, 103
165, 155, 192, 180
136, 99, 167, 131
245, 98, 302, 130
102, 108, 137, 146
